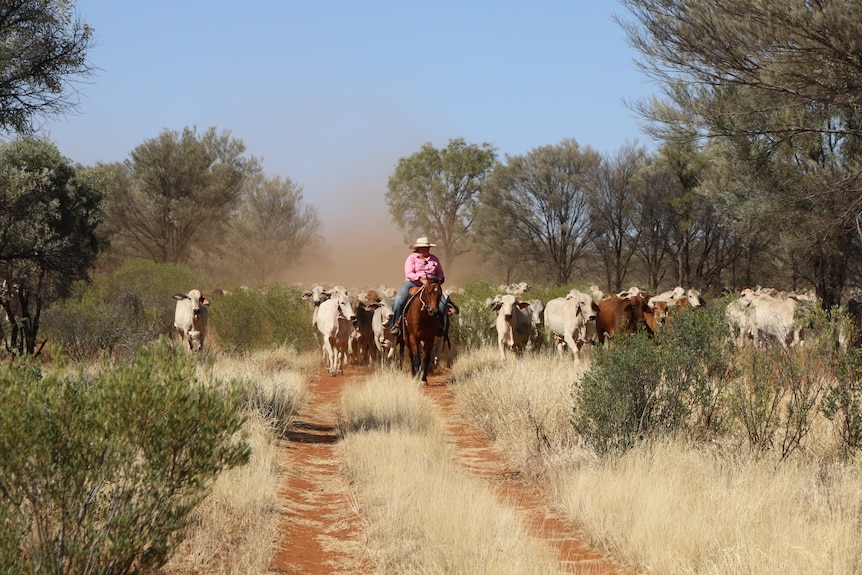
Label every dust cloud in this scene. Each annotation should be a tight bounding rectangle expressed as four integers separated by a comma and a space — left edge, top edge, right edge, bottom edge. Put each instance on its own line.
286, 196, 487, 292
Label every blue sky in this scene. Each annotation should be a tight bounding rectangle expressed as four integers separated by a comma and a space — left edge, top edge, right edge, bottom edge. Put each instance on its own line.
44, 1, 658, 286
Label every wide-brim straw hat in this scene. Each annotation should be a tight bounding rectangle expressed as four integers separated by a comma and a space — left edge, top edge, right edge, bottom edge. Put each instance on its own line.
409, 236, 437, 249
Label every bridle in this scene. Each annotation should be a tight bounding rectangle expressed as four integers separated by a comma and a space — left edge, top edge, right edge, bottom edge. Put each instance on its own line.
416, 282, 441, 316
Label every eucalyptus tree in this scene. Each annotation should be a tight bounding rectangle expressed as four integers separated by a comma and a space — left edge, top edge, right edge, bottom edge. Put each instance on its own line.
386, 138, 497, 271
477, 139, 601, 285
589, 143, 646, 292
0, 137, 103, 354
0, 0, 94, 134
630, 157, 674, 291
619, 0, 862, 305
99, 126, 260, 266
216, 173, 321, 286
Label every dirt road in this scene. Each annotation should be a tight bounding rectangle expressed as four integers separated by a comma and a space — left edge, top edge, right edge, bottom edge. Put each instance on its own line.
272, 365, 623, 574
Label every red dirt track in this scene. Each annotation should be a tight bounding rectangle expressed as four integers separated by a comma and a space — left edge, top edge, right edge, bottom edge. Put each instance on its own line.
272, 365, 625, 575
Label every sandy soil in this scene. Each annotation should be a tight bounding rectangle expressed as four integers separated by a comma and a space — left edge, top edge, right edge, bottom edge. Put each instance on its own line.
271, 364, 625, 575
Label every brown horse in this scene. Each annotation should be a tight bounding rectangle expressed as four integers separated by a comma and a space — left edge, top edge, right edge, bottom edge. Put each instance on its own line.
401, 281, 443, 383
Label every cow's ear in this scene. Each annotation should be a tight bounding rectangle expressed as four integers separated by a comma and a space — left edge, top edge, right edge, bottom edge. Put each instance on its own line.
592, 302, 600, 313
517, 301, 531, 310
173, 293, 188, 300
201, 297, 210, 306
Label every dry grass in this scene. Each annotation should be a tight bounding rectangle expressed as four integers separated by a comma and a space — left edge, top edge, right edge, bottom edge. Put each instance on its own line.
338, 370, 568, 575
451, 347, 592, 473
339, 368, 437, 435
161, 347, 314, 575
208, 347, 314, 435
551, 440, 862, 575
450, 344, 862, 575
162, 411, 285, 575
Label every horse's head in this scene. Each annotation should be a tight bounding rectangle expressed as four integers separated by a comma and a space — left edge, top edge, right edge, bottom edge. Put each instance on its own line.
420, 282, 443, 316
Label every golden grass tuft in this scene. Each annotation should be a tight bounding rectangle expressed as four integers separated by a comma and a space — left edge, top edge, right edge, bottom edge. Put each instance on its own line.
208, 347, 313, 435
162, 411, 285, 575
339, 369, 437, 435
452, 347, 592, 473
551, 440, 862, 574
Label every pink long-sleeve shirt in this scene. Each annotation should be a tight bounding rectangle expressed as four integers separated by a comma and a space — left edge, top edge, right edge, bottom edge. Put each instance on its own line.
404, 252, 444, 284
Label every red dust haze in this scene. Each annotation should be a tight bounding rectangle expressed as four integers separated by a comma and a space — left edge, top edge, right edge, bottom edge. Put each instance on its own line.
286, 209, 487, 292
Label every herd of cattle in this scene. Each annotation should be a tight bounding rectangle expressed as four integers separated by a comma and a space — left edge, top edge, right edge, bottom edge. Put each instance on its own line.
298, 284, 459, 377
171, 282, 862, 376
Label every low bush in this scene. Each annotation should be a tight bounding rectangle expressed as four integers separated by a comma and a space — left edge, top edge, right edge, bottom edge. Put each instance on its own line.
575, 327, 665, 454
42, 260, 207, 361
575, 300, 737, 455
0, 339, 250, 575
209, 285, 317, 352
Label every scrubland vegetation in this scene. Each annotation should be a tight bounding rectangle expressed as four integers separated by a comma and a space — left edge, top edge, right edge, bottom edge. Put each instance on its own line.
447, 304, 862, 575
6, 269, 862, 574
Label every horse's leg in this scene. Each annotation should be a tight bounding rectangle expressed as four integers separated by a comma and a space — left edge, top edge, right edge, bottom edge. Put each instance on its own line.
420, 341, 431, 383
414, 341, 422, 377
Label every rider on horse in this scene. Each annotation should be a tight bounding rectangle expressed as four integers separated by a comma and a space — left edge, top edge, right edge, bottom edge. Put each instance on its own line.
390, 236, 447, 337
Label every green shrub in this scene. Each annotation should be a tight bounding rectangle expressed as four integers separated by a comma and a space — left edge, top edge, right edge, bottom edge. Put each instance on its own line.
209, 285, 317, 352
42, 260, 208, 361
575, 300, 737, 455
823, 346, 862, 459
0, 339, 250, 575
443, 281, 498, 351
574, 328, 666, 454
656, 300, 738, 439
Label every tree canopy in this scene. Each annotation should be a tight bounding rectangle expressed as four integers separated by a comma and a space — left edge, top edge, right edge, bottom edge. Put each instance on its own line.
0, 0, 94, 134
0, 136, 103, 353
98, 126, 260, 266
216, 173, 321, 286
476, 139, 601, 285
620, 0, 862, 305
386, 138, 497, 271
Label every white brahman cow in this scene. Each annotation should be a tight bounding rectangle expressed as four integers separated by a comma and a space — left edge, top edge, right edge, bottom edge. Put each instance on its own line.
727, 288, 807, 349
648, 286, 703, 324
173, 289, 210, 352
371, 297, 397, 365
525, 298, 545, 351
316, 290, 358, 376
543, 289, 599, 361
490, 293, 534, 360
301, 283, 332, 329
